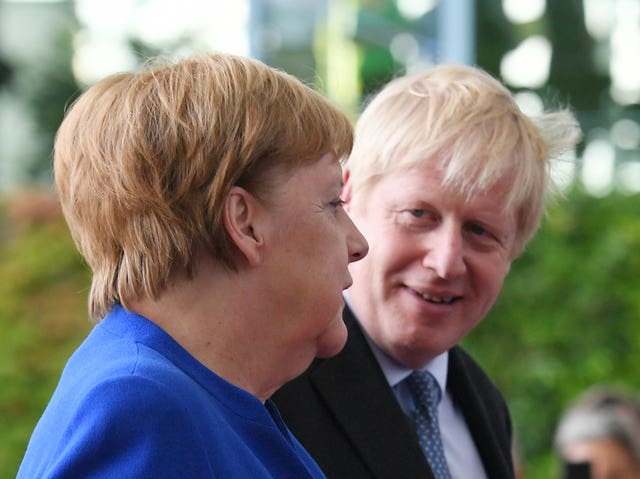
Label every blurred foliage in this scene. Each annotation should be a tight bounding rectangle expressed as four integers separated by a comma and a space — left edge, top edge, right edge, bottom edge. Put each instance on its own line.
0, 55, 12, 88
475, 0, 516, 77
0, 192, 92, 477
16, 29, 80, 184
355, 0, 406, 100
462, 188, 640, 478
545, 0, 610, 113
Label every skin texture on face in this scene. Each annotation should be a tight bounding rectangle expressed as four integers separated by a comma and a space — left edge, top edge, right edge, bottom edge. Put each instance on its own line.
562, 439, 640, 479
344, 164, 516, 369
259, 153, 368, 376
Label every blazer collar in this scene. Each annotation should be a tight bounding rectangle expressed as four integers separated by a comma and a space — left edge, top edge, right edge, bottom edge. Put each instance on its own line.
448, 348, 515, 478
307, 307, 435, 479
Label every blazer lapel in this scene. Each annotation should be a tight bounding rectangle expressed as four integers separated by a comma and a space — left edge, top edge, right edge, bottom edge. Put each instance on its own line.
448, 347, 514, 479
308, 308, 435, 479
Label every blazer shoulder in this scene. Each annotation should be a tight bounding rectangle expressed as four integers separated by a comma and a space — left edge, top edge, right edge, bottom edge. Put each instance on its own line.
449, 346, 506, 402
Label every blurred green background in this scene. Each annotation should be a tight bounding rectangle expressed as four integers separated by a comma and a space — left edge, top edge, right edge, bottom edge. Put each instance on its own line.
1, 0, 638, 478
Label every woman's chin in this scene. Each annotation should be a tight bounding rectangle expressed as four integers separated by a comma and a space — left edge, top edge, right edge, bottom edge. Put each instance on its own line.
315, 320, 348, 359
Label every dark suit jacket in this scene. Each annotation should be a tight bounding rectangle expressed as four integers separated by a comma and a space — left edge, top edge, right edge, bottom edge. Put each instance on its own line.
272, 307, 515, 479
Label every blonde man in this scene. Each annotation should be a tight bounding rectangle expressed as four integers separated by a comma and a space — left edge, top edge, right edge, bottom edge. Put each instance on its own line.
274, 64, 581, 479
18, 53, 368, 478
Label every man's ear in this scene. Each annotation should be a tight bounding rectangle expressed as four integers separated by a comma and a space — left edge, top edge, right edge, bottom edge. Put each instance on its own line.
224, 186, 265, 267
341, 169, 353, 212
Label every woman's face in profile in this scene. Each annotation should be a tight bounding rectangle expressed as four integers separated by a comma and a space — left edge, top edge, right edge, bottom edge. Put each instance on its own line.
258, 153, 368, 375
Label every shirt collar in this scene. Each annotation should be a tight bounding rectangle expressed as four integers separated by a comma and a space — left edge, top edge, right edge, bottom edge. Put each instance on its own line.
367, 335, 449, 395
344, 292, 449, 394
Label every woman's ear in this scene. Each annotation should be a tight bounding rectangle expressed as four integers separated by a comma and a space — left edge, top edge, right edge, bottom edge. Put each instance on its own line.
341, 169, 352, 212
223, 186, 265, 267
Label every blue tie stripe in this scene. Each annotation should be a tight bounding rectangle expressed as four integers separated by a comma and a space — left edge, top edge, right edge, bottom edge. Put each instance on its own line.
407, 371, 452, 479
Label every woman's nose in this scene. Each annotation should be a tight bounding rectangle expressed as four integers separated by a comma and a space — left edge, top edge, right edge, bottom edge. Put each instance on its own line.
346, 217, 368, 263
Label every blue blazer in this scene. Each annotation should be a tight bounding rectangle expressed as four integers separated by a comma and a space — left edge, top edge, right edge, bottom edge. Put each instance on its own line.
272, 306, 515, 479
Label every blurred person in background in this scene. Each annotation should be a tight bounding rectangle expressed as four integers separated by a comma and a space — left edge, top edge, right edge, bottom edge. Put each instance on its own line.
17, 52, 368, 479
555, 386, 640, 479
273, 64, 581, 479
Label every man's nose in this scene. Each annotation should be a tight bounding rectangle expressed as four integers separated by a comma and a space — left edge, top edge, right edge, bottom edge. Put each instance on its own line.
422, 221, 466, 279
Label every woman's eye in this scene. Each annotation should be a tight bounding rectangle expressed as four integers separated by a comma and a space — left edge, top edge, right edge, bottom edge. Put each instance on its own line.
409, 209, 425, 218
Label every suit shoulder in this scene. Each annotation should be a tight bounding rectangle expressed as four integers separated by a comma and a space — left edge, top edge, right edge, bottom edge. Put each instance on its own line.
449, 346, 508, 406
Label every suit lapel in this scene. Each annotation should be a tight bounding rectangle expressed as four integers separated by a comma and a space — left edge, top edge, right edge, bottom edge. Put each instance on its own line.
308, 308, 434, 479
448, 347, 514, 479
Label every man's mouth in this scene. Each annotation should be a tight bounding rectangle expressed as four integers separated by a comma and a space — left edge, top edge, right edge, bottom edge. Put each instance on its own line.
417, 291, 459, 305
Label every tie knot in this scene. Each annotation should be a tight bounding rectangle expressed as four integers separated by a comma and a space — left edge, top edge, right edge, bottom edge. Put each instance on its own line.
407, 370, 441, 410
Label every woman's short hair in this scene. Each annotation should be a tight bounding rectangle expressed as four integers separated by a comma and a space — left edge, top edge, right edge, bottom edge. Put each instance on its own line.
345, 64, 582, 256
54, 53, 354, 321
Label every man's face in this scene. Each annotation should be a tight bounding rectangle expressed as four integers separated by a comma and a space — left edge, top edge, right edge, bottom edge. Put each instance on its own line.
344, 164, 517, 369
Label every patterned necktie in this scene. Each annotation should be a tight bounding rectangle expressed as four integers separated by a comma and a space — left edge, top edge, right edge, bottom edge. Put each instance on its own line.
407, 370, 452, 479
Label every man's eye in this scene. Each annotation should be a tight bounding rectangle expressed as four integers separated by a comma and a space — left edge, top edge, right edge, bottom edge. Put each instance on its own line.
330, 199, 345, 208
468, 223, 487, 236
